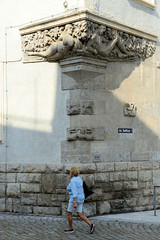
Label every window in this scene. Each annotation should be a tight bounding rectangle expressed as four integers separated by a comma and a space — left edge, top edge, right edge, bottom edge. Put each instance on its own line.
134, 0, 155, 9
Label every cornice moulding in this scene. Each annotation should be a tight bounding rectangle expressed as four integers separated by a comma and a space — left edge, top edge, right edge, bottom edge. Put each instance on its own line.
20, 10, 157, 42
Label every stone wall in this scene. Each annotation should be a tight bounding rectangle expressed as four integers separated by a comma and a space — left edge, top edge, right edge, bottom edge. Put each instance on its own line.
0, 162, 159, 216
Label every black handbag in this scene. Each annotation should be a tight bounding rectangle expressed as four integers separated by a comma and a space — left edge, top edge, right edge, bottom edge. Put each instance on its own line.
83, 181, 94, 199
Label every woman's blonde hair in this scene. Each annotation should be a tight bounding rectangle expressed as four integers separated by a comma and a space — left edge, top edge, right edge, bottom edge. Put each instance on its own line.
70, 166, 80, 176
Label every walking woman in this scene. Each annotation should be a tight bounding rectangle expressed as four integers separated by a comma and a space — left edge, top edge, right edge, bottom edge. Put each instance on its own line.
64, 166, 95, 234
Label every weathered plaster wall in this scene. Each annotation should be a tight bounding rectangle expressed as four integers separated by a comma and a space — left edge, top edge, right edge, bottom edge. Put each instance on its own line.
84, 0, 159, 35
0, 0, 73, 164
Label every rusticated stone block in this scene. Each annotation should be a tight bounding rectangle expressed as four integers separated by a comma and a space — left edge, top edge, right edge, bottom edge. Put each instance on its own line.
96, 163, 114, 172
127, 162, 141, 171
81, 174, 94, 187
125, 198, 137, 207
114, 162, 128, 171
6, 198, 13, 212
33, 206, 61, 215
0, 198, 5, 211
90, 188, 103, 201
111, 199, 125, 209
83, 202, 96, 217
95, 173, 109, 183
141, 162, 153, 170
7, 164, 21, 173
7, 184, 20, 198
38, 194, 51, 206
44, 164, 64, 173
17, 173, 41, 183
143, 189, 153, 197
13, 205, 33, 214
113, 182, 123, 191
153, 170, 160, 185
56, 174, 68, 189
137, 197, 150, 206
21, 164, 46, 173
96, 182, 113, 192
0, 173, 6, 182
6, 173, 16, 183
123, 181, 138, 190
97, 201, 111, 215
0, 164, 6, 173
56, 194, 66, 201
56, 189, 66, 194
138, 182, 152, 190
62, 202, 68, 216
0, 184, 6, 197
21, 183, 41, 193
139, 170, 152, 182
79, 164, 96, 173
21, 193, 37, 205
42, 174, 56, 193
64, 163, 96, 174
110, 171, 137, 181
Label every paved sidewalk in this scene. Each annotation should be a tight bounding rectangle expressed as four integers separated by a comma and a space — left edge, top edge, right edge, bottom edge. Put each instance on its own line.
0, 210, 160, 240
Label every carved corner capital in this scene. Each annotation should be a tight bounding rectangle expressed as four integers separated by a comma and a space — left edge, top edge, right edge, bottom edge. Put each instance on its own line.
20, 10, 157, 63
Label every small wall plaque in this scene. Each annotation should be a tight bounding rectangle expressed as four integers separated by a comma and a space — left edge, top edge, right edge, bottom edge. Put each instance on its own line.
93, 154, 101, 162
118, 128, 133, 133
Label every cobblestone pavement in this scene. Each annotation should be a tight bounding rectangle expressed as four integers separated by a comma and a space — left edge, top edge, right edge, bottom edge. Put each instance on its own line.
0, 213, 160, 240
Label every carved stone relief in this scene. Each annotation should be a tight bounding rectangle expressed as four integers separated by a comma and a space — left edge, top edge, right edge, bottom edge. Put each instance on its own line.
67, 127, 105, 141
67, 100, 94, 115
21, 20, 156, 63
67, 127, 94, 141
123, 103, 137, 117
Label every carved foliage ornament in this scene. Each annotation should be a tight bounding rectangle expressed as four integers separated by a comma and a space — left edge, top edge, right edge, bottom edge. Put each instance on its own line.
21, 20, 156, 62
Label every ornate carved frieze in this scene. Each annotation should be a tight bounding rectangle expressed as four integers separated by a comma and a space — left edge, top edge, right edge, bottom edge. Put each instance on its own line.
20, 11, 157, 63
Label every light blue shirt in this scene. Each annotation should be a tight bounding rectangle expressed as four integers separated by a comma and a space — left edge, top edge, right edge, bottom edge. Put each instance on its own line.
67, 176, 84, 203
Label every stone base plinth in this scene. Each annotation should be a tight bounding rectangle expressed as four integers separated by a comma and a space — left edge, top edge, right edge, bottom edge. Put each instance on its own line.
0, 162, 159, 216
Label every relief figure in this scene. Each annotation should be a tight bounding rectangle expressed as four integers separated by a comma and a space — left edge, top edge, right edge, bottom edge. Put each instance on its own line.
86, 25, 135, 60
28, 24, 81, 60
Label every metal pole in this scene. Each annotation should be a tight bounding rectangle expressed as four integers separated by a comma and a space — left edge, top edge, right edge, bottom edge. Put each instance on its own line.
154, 186, 156, 216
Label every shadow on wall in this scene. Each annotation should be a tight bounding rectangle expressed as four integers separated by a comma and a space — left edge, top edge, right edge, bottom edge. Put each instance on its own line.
60, 58, 160, 163
0, 57, 160, 164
